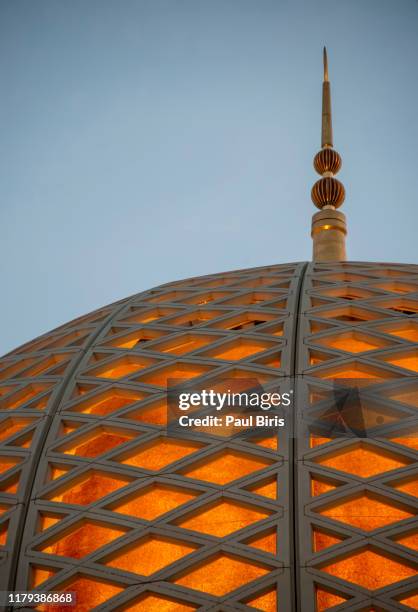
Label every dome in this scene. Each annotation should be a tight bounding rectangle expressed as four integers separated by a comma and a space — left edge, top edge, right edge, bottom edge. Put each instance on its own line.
0, 260, 417, 611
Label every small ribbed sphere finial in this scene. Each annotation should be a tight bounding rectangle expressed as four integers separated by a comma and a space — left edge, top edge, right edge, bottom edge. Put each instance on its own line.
311, 176, 345, 209
313, 148, 342, 176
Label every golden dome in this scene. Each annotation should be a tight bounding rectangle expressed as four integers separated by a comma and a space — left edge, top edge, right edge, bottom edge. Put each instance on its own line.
311, 176, 345, 209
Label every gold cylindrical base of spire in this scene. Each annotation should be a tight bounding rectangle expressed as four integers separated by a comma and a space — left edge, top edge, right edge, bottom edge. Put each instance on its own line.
311, 208, 347, 262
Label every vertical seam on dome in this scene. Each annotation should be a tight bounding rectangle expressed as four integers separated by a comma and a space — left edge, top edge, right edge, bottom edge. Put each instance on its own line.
290, 261, 308, 612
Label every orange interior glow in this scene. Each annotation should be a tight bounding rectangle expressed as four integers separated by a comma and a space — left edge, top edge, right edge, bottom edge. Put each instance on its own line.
245, 530, 277, 555
37, 576, 124, 612
312, 527, 344, 552
392, 477, 418, 498
247, 478, 278, 499
0, 522, 8, 545
119, 438, 203, 471
49, 472, 131, 505
137, 363, 211, 386
390, 436, 418, 450
109, 483, 199, 520
395, 532, 418, 551
315, 332, 383, 354
389, 388, 418, 407
40, 521, 127, 558
399, 593, 418, 608
310, 434, 333, 448
182, 450, 273, 484
125, 399, 167, 425
174, 554, 270, 596
383, 353, 418, 373
317, 493, 413, 530
245, 587, 277, 611
384, 324, 418, 342
176, 500, 271, 536
91, 357, 151, 379
60, 430, 133, 458
38, 512, 63, 532
104, 535, 197, 575
311, 476, 338, 497
73, 389, 143, 416
207, 340, 270, 360
156, 335, 215, 355
316, 444, 411, 477
0, 458, 20, 475
31, 565, 58, 588
321, 548, 417, 589
0, 418, 32, 444
316, 586, 347, 611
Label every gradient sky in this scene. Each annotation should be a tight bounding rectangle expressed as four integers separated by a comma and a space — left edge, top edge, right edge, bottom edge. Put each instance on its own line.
1, 0, 417, 354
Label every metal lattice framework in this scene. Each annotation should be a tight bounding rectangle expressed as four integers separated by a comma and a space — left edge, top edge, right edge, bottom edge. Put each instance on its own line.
0, 261, 417, 612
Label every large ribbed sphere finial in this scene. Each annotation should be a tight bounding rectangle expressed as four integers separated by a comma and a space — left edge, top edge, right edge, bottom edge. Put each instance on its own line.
314, 148, 342, 175
311, 176, 345, 209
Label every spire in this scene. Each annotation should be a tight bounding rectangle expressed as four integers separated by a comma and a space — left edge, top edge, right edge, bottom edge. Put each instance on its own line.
311, 48, 347, 262
322, 47, 333, 147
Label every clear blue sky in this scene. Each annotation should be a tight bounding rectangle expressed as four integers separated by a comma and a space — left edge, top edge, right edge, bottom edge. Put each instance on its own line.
1, 0, 417, 354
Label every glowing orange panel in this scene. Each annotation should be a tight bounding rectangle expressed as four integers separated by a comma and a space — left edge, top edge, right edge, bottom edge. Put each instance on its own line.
157, 335, 215, 355
399, 593, 418, 609
31, 565, 57, 588
390, 436, 418, 450
0, 419, 32, 443
38, 512, 64, 532
385, 325, 418, 342
74, 390, 143, 416
110, 484, 199, 520
61, 431, 132, 458
104, 536, 197, 575
208, 340, 270, 360
311, 476, 338, 497
174, 554, 270, 596
316, 586, 347, 611
321, 549, 416, 590
120, 438, 203, 471
6, 383, 51, 410
0, 522, 8, 545
384, 354, 418, 373
0, 458, 20, 475
312, 528, 344, 553
253, 435, 278, 450
176, 500, 270, 536
138, 364, 211, 387
246, 530, 277, 555
395, 532, 418, 551
392, 478, 418, 498
40, 521, 127, 558
316, 444, 410, 477
319, 365, 384, 380
245, 587, 277, 612
316, 332, 382, 354
49, 472, 131, 505
310, 434, 333, 448
38, 576, 123, 612
126, 400, 167, 425
248, 478, 278, 500
318, 494, 413, 530
183, 450, 273, 484
91, 357, 150, 379
123, 593, 197, 611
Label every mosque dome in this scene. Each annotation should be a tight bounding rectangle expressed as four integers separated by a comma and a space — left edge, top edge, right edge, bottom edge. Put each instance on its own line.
0, 51, 417, 612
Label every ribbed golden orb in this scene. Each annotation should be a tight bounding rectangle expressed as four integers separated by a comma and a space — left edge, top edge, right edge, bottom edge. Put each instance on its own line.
314, 148, 342, 175
311, 176, 345, 209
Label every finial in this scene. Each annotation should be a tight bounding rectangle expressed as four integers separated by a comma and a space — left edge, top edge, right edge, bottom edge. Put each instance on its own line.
311, 48, 347, 262
323, 46, 329, 82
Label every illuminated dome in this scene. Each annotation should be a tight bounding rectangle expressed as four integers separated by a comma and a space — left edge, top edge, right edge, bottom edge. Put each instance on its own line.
1, 50, 417, 612
1, 261, 418, 611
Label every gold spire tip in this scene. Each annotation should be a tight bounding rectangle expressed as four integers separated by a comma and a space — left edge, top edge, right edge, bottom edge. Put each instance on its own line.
323, 46, 329, 82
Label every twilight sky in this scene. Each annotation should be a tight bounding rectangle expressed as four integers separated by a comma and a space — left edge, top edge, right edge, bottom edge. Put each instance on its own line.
1, 0, 417, 354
